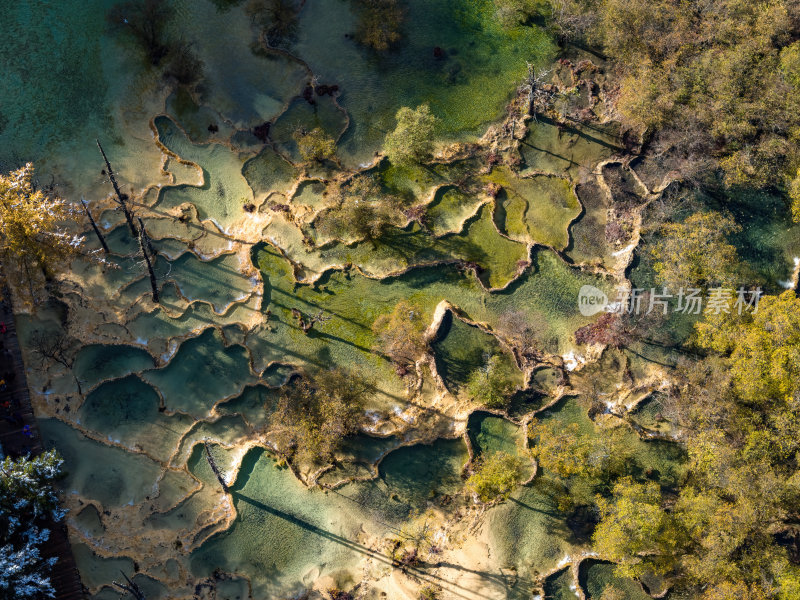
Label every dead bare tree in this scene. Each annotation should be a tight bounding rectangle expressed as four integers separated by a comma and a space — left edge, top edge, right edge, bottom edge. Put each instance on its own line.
204, 440, 228, 492
29, 330, 82, 395
290, 308, 330, 333
112, 570, 146, 600
106, 0, 174, 66
81, 197, 109, 254
97, 139, 138, 238
136, 218, 159, 303
519, 62, 555, 118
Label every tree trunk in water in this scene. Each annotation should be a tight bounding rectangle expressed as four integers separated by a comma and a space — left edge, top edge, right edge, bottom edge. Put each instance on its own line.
112, 571, 146, 600
22, 258, 36, 304
137, 218, 159, 304
81, 197, 109, 253
204, 440, 229, 491
96, 139, 138, 238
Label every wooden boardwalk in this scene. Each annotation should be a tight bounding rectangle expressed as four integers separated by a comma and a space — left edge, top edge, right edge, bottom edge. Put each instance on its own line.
0, 300, 87, 600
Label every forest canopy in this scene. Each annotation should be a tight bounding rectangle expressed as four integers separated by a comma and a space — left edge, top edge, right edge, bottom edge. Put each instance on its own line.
525, 0, 800, 191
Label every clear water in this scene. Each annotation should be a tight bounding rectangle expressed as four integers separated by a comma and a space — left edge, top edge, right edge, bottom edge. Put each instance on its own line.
579, 560, 651, 600
543, 567, 579, 599
467, 412, 523, 457
140, 328, 255, 418
294, 0, 555, 166
74, 344, 154, 391
434, 312, 523, 393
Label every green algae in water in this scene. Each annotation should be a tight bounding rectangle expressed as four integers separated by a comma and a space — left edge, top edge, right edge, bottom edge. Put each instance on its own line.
543, 567, 578, 599
251, 241, 609, 394
467, 412, 523, 457
434, 312, 504, 389
629, 393, 676, 436
379, 158, 478, 202
252, 244, 584, 409
489, 485, 574, 585
495, 186, 530, 241
721, 188, 800, 290
307, 202, 529, 289
580, 560, 650, 600
433, 312, 522, 394
190, 447, 381, 598
426, 185, 485, 236
270, 95, 349, 162
294, 0, 555, 165
484, 167, 580, 249
567, 179, 611, 266
0, 3, 656, 599
378, 439, 469, 510
536, 395, 596, 436
533, 366, 561, 394
520, 118, 622, 180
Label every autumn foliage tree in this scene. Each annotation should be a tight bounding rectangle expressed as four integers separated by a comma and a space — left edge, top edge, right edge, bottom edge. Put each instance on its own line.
465, 354, 518, 409
538, 0, 800, 190
315, 175, 403, 246
529, 419, 637, 510
271, 369, 367, 465
651, 211, 741, 289
384, 105, 437, 166
466, 451, 524, 503
0, 164, 89, 300
591, 291, 800, 598
352, 0, 405, 51
371, 300, 429, 376
293, 127, 337, 163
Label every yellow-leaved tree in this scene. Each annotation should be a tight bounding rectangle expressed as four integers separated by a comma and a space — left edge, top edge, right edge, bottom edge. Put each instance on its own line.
651, 211, 741, 289
0, 164, 86, 301
591, 291, 800, 599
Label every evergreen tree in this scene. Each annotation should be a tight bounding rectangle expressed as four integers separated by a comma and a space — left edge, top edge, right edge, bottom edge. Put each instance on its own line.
0, 451, 65, 599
